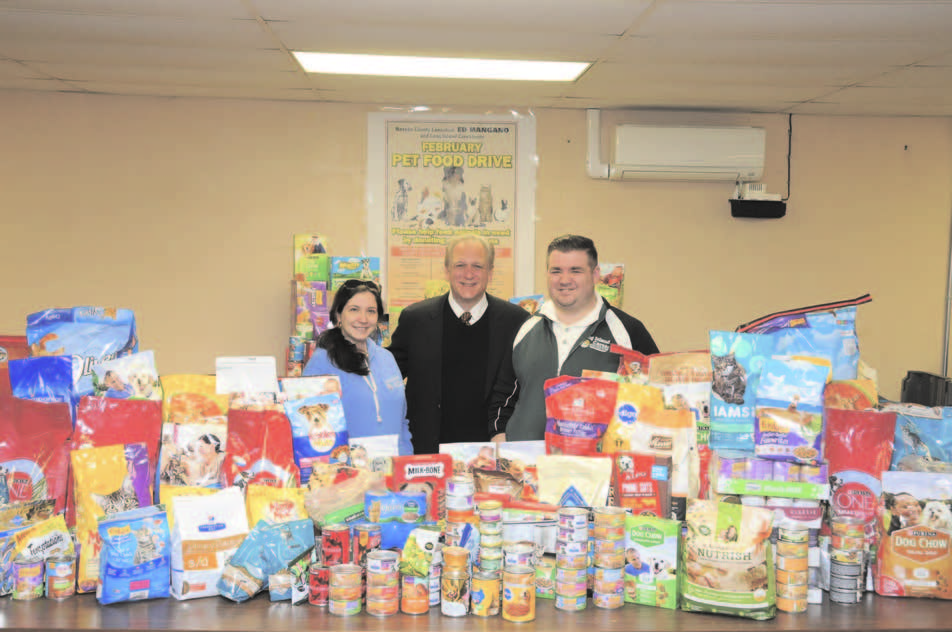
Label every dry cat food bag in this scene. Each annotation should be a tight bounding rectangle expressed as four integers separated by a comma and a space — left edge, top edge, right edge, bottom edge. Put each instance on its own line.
171, 487, 249, 600
680, 499, 776, 620
72, 443, 151, 593
97, 504, 171, 604
754, 356, 830, 464
623, 513, 679, 609
218, 518, 315, 603
876, 472, 952, 599
709, 330, 775, 453
544, 377, 618, 455
536, 455, 612, 507
224, 408, 299, 492
245, 484, 307, 526
284, 393, 350, 485
884, 403, 952, 473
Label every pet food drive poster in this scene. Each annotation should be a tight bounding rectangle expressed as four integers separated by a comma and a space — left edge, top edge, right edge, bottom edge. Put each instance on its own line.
384, 119, 519, 310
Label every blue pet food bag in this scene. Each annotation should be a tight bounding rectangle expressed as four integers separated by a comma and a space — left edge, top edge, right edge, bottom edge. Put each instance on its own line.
97, 504, 171, 605
709, 330, 775, 453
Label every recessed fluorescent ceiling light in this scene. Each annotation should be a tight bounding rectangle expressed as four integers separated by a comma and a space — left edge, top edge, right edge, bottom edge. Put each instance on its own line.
293, 52, 589, 81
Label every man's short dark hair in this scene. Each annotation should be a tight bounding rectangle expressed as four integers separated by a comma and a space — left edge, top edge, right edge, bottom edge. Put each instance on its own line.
546, 234, 598, 269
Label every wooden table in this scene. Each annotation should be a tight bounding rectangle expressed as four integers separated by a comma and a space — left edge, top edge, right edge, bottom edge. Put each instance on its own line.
3, 592, 952, 632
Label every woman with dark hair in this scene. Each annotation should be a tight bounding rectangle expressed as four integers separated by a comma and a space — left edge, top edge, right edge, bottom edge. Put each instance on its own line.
302, 280, 413, 455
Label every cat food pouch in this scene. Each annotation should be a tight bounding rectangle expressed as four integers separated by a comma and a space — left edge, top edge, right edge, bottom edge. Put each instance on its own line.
0, 394, 72, 514
11, 513, 74, 562
284, 393, 350, 485
25, 307, 138, 398
709, 330, 775, 453
218, 518, 315, 603
876, 472, 952, 599
623, 513, 680, 609
0, 500, 55, 595
171, 487, 249, 600
536, 455, 613, 507
246, 485, 307, 526
611, 452, 672, 517
679, 499, 776, 620
543, 377, 618, 455
97, 505, 171, 604
496, 440, 546, 502
91, 350, 162, 400
72, 443, 151, 593
223, 408, 299, 492
754, 356, 830, 464
825, 408, 896, 538
883, 403, 952, 472
390, 454, 453, 522
439, 442, 496, 476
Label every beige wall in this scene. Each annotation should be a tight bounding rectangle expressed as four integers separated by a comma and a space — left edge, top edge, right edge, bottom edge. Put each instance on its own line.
1, 91, 950, 399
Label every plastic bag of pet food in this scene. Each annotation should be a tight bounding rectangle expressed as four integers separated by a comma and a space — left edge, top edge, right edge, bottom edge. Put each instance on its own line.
497, 440, 546, 502
544, 377, 618, 455
709, 330, 775, 453
876, 472, 952, 599
624, 513, 680, 608
399, 525, 443, 578
883, 403, 952, 473
72, 443, 151, 593
825, 378, 878, 410
25, 306, 138, 398
160, 375, 229, 424
0, 335, 29, 370
91, 351, 162, 400
611, 344, 651, 381
217, 518, 315, 603
680, 499, 776, 619
536, 454, 613, 507
754, 356, 830, 464
284, 393, 350, 485
246, 485, 307, 526
825, 408, 896, 535
736, 293, 872, 333
171, 487, 249, 600
0, 500, 55, 595
97, 504, 171, 604
304, 467, 385, 527
224, 408, 299, 492
0, 393, 72, 514
8, 356, 76, 409
159, 486, 217, 532
349, 434, 398, 480
600, 383, 665, 451
11, 513, 74, 563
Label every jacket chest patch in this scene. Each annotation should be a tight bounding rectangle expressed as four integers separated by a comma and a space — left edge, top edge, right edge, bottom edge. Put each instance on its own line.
580, 335, 610, 353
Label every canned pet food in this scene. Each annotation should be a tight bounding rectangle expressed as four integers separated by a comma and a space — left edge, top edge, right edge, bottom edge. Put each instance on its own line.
593, 566, 623, 582
555, 580, 588, 598
829, 586, 861, 605
556, 551, 589, 570
441, 568, 470, 616
558, 507, 590, 530
592, 525, 625, 541
443, 546, 470, 570
829, 573, 862, 591
593, 551, 625, 568
776, 541, 808, 558
366, 597, 399, 617
778, 527, 810, 544
504, 541, 536, 568
556, 566, 587, 583
11, 557, 44, 601
329, 564, 363, 587
831, 534, 865, 551
471, 570, 501, 617
45, 555, 76, 600
777, 596, 808, 613
400, 575, 430, 615
594, 578, 624, 594
831, 516, 866, 538
776, 581, 808, 599
479, 520, 503, 536
478, 500, 503, 522
557, 540, 587, 556
366, 550, 399, 575
502, 565, 536, 622
366, 570, 399, 587
775, 554, 809, 572
594, 538, 624, 555
352, 523, 382, 566
328, 584, 362, 601
593, 590, 624, 609
308, 564, 330, 606
830, 547, 864, 565
776, 568, 808, 585
366, 583, 399, 600
479, 532, 502, 549
447, 475, 475, 497
558, 526, 590, 543
555, 594, 587, 611
429, 563, 442, 607
321, 524, 351, 566
592, 506, 626, 527
328, 598, 361, 616
447, 508, 476, 523
446, 492, 474, 511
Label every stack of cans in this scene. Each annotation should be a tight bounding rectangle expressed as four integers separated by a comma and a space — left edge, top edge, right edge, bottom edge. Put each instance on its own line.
555, 507, 589, 611
828, 516, 866, 605
591, 506, 626, 609
441, 545, 471, 616
328, 563, 363, 616
775, 527, 810, 612
446, 475, 476, 524
477, 500, 504, 572
365, 550, 400, 617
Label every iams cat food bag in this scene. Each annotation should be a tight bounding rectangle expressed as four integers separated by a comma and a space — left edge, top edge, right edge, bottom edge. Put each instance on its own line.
876, 472, 952, 599
284, 394, 350, 484
25, 307, 138, 398
883, 403, 952, 473
680, 499, 776, 620
91, 351, 162, 400
171, 487, 249, 600
224, 408, 299, 492
709, 330, 775, 453
72, 443, 151, 593
97, 505, 171, 604
754, 356, 830, 464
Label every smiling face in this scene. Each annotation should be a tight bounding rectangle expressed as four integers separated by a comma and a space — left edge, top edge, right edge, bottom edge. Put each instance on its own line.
445, 239, 492, 310
546, 249, 599, 318
894, 493, 922, 523
337, 290, 379, 348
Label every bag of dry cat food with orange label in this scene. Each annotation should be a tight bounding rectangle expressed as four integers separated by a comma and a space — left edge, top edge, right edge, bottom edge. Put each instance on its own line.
680, 499, 776, 619
72, 442, 150, 593
544, 377, 618, 455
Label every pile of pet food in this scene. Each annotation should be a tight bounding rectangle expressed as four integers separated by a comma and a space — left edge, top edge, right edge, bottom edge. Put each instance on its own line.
2, 294, 952, 621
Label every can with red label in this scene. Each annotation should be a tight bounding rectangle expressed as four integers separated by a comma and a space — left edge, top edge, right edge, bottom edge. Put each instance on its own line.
308, 563, 330, 606
322, 524, 350, 566
352, 523, 381, 567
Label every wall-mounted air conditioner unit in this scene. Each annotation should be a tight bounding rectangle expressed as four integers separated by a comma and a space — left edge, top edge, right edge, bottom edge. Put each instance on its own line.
609, 125, 765, 182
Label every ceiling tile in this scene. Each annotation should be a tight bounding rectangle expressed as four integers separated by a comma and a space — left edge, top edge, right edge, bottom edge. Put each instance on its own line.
0, 0, 250, 18
25, 61, 309, 88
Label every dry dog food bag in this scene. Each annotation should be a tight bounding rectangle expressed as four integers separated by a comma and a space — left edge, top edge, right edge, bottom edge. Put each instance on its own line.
680, 499, 776, 620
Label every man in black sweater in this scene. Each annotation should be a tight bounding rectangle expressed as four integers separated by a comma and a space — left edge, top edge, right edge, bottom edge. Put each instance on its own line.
389, 235, 529, 454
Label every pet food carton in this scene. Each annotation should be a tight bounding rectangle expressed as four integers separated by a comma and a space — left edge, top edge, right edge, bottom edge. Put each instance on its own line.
390, 454, 453, 522
624, 513, 679, 609
875, 472, 952, 600
611, 452, 672, 517
330, 256, 380, 291
292, 234, 330, 283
